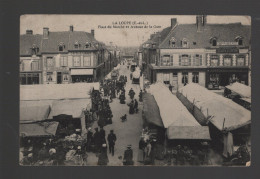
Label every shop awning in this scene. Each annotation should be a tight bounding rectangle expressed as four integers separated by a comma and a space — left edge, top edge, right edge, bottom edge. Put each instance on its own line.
143, 93, 164, 127
226, 82, 251, 98
71, 69, 93, 75
48, 99, 91, 119
20, 122, 59, 137
167, 126, 211, 140
20, 105, 51, 123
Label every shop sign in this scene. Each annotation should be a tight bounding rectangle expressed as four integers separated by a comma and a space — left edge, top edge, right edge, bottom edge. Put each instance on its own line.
217, 42, 238, 46
216, 47, 239, 53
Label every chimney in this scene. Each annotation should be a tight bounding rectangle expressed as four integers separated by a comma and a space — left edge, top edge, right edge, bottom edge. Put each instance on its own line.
26, 30, 33, 35
196, 15, 206, 32
171, 18, 177, 28
43, 27, 49, 39
91, 29, 95, 37
70, 25, 74, 32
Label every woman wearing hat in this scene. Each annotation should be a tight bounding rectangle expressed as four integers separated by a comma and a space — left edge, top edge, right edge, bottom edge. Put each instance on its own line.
98, 143, 109, 165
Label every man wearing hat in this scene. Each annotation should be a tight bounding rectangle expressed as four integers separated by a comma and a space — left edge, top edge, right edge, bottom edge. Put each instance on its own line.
107, 130, 117, 156
123, 145, 134, 165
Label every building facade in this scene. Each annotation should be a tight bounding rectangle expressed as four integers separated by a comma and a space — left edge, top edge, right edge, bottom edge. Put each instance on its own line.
143, 16, 251, 90
20, 26, 118, 85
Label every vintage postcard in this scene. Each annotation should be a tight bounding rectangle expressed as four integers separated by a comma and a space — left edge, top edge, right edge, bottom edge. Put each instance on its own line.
19, 15, 251, 166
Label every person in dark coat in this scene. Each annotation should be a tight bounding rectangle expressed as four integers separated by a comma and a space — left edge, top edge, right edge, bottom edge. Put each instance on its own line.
119, 92, 126, 104
107, 130, 117, 156
139, 90, 143, 102
134, 99, 138, 113
123, 145, 134, 165
98, 144, 109, 165
128, 100, 135, 114
93, 128, 102, 153
129, 89, 135, 100
99, 127, 106, 142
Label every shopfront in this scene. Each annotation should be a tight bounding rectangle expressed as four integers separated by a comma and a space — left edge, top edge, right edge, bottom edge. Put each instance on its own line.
207, 68, 248, 89
20, 72, 41, 85
70, 68, 94, 83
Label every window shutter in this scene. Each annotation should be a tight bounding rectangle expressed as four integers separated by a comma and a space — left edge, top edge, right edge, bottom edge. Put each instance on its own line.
179, 55, 181, 66
192, 55, 195, 66
200, 55, 202, 66
171, 55, 173, 66
189, 55, 191, 66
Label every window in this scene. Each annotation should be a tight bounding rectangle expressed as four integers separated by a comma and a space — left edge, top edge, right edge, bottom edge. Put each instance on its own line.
193, 54, 202, 66
182, 39, 188, 48
31, 61, 39, 71
20, 62, 24, 72
47, 72, 53, 82
161, 55, 173, 66
193, 42, 197, 45
85, 42, 91, 48
209, 73, 220, 86
238, 39, 243, 45
237, 56, 245, 66
74, 42, 80, 49
63, 74, 69, 81
163, 73, 170, 84
59, 45, 64, 51
223, 55, 232, 66
60, 56, 68, 67
210, 55, 219, 66
73, 56, 81, 66
46, 57, 54, 67
212, 39, 217, 46
180, 55, 191, 66
192, 72, 199, 83
169, 37, 176, 47
83, 56, 91, 66
182, 72, 188, 84
31, 44, 39, 55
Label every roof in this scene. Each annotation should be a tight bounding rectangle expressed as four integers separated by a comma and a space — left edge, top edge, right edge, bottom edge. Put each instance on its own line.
20, 83, 99, 101
158, 23, 250, 49
143, 93, 164, 127
20, 34, 42, 56
20, 105, 51, 123
167, 126, 211, 140
179, 83, 251, 131
20, 122, 59, 137
148, 82, 200, 128
226, 82, 251, 98
48, 99, 91, 119
144, 27, 171, 47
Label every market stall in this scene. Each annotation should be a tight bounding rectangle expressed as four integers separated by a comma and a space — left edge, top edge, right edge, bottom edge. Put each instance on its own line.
178, 83, 251, 159
48, 99, 92, 136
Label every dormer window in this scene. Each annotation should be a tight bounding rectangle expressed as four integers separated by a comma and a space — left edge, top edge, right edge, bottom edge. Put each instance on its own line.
210, 37, 217, 46
31, 44, 39, 55
85, 42, 91, 48
58, 42, 65, 52
181, 38, 188, 48
235, 36, 243, 46
74, 41, 80, 48
169, 37, 176, 47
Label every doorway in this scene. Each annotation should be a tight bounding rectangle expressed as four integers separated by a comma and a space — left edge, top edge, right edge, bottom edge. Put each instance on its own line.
57, 72, 62, 84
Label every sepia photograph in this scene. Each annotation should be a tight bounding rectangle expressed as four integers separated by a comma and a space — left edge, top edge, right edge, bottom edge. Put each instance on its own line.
19, 15, 251, 166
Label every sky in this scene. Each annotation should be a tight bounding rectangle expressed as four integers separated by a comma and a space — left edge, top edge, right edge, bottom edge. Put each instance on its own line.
20, 15, 251, 47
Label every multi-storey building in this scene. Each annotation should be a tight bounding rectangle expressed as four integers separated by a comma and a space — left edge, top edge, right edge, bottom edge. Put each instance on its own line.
20, 26, 117, 84
20, 30, 43, 85
142, 16, 251, 90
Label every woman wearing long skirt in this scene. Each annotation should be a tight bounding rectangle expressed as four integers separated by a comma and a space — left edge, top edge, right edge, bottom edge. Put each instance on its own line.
137, 138, 146, 163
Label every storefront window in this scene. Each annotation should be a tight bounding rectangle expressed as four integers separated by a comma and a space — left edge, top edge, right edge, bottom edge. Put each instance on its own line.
192, 72, 199, 83
210, 55, 219, 66
47, 72, 53, 82
237, 56, 245, 66
161, 55, 172, 66
60, 56, 68, 67
73, 56, 81, 66
20, 62, 24, 72
223, 55, 232, 66
63, 74, 69, 81
83, 56, 91, 66
182, 72, 188, 84
209, 73, 220, 85
229, 74, 238, 83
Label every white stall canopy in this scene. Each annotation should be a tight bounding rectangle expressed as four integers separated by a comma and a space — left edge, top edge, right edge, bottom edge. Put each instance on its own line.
71, 69, 93, 75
